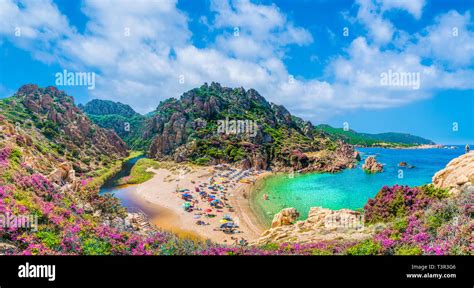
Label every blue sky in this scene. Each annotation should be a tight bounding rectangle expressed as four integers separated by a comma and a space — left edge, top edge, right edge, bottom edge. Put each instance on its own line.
0, 0, 473, 144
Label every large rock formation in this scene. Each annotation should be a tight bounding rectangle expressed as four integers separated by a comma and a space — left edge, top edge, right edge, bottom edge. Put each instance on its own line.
271, 208, 300, 228
254, 207, 374, 245
146, 82, 357, 172
362, 156, 383, 173
2, 84, 128, 172
433, 152, 474, 194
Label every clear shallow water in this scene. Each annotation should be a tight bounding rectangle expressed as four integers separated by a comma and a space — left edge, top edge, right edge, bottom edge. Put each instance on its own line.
99, 155, 144, 208
251, 147, 466, 226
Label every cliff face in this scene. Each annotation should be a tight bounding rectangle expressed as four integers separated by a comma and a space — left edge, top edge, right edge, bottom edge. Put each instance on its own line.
0, 85, 128, 173
147, 82, 357, 171
432, 151, 474, 194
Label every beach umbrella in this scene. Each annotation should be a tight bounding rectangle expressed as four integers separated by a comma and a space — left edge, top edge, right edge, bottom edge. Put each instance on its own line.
220, 223, 228, 229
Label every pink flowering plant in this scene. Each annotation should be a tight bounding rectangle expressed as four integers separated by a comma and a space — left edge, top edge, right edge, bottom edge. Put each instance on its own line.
364, 184, 471, 255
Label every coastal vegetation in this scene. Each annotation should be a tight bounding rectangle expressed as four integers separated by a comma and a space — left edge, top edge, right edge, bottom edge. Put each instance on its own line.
316, 124, 435, 147
363, 184, 471, 255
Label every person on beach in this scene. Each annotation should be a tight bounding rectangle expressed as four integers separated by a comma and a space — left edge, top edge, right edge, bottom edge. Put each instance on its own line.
466, 144, 470, 153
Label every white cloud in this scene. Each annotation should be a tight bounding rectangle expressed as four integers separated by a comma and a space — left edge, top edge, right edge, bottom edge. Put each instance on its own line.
413, 11, 474, 68
211, 0, 313, 60
380, 0, 425, 19
0, 0, 472, 121
356, 0, 395, 44
0, 0, 74, 63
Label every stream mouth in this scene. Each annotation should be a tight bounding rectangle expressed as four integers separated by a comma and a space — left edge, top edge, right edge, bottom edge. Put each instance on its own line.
98, 155, 203, 240
100, 155, 145, 192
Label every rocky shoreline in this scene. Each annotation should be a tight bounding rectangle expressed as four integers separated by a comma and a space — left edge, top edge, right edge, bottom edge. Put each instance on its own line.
251, 151, 473, 247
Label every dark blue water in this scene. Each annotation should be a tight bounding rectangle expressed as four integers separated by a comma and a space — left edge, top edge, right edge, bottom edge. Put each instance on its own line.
252, 146, 466, 224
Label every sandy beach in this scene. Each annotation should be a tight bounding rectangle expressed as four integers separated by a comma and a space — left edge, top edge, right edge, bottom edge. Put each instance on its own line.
128, 164, 270, 244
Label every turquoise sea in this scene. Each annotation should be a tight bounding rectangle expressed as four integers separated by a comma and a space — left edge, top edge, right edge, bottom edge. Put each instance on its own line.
251, 146, 467, 226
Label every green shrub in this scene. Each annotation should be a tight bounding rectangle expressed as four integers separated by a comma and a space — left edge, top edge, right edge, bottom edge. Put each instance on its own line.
394, 245, 422, 255
36, 231, 61, 249
311, 249, 333, 255
195, 157, 211, 165
420, 184, 449, 200
125, 158, 160, 184
424, 199, 457, 232
9, 148, 22, 164
261, 243, 279, 250
346, 240, 382, 255
82, 238, 111, 255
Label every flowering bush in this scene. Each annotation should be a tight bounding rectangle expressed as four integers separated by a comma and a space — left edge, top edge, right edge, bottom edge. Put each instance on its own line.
0, 147, 11, 167
364, 185, 447, 224
14, 174, 55, 197
368, 184, 472, 255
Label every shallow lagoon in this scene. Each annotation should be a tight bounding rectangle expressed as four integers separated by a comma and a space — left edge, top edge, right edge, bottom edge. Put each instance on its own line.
251, 147, 465, 226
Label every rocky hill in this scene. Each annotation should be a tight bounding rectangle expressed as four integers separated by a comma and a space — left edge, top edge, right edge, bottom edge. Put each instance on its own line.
79, 99, 138, 118
146, 82, 357, 172
0, 85, 128, 173
80, 99, 151, 151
